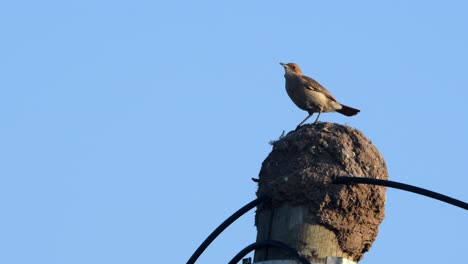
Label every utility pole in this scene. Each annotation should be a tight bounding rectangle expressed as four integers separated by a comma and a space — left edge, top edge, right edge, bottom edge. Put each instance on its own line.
253, 123, 388, 264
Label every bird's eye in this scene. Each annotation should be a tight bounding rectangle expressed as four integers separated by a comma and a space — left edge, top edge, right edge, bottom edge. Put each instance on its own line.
290, 65, 296, 70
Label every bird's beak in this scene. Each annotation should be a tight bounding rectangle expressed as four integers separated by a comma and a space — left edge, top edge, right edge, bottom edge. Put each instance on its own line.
279, 62, 286, 68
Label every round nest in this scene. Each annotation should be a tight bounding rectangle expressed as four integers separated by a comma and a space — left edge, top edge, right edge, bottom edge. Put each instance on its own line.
257, 122, 388, 261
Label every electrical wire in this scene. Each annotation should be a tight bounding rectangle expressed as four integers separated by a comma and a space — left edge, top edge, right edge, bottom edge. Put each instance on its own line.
186, 195, 269, 264
333, 176, 468, 210
227, 240, 311, 264
187, 177, 467, 264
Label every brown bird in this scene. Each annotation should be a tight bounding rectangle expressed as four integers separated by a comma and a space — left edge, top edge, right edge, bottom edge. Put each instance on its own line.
280, 62, 360, 127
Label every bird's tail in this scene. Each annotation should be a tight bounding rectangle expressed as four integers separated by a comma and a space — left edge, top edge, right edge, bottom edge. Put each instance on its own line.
337, 104, 360, 116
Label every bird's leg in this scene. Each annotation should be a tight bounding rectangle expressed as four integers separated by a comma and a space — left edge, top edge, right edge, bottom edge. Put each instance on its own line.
297, 113, 313, 129
313, 110, 322, 124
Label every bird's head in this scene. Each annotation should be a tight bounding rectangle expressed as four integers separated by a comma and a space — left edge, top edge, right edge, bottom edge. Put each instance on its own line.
280, 62, 303, 75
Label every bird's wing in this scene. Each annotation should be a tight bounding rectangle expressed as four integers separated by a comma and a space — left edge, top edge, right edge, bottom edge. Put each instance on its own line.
301, 75, 337, 102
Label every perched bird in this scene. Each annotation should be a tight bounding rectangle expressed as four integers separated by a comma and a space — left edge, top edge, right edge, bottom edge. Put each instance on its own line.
280, 62, 360, 127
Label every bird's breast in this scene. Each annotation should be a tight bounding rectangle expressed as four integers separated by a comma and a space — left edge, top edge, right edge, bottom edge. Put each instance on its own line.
286, 79, 327, 112
285, 78, 341, 113
285, 78, 316, 111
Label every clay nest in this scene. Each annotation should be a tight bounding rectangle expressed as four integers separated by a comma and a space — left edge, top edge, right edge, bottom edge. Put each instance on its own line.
256, 122, 388, 261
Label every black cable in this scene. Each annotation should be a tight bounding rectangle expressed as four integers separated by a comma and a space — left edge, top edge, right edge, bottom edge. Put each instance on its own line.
227, 240, 311, 264
188, 177, 466, 264
333, 176, 468, 210
186, 195, 269, 264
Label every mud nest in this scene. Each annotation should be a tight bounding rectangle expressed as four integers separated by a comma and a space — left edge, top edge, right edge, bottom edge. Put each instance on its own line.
257, 122, 388, 261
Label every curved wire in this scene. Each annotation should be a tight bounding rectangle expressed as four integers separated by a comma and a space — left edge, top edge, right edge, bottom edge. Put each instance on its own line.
186, 195, 269, 264
333, 176, 468, 210
188, 177, 466, 264
227, 240, 311, 264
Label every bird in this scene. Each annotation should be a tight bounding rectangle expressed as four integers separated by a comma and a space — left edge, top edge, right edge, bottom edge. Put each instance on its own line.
280, 62, 360, 128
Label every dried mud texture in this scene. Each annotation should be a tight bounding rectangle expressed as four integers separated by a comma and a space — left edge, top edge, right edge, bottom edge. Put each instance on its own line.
257, 122, 388, 261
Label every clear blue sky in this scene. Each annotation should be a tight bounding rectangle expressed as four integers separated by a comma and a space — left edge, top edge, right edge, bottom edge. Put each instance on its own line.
1, 1, 467, 263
